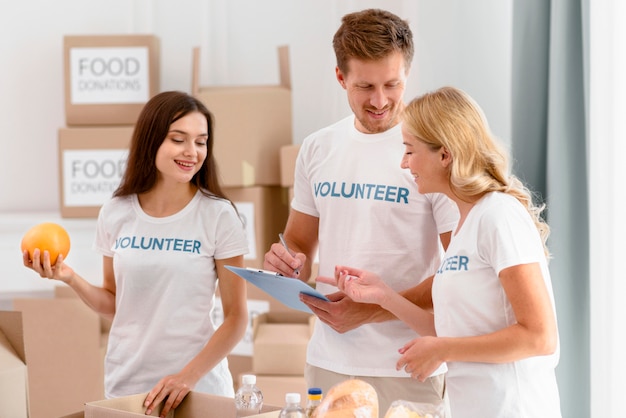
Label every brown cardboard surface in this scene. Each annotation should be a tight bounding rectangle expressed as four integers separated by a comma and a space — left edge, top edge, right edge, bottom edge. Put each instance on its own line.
58, 126, 133, 218
60, 413, 86, 418
252, 374, 308, 410
54, 285, 113, 336
223, 186, 289, 270
13, 298, 103, 418
64, 35, 160, 126
193, 46, 292, 187
0, 311, 28, 418
229, 354, 253, 391
252, 312, 313, 376
84, 391, 281, 417
279, 144, 300, 187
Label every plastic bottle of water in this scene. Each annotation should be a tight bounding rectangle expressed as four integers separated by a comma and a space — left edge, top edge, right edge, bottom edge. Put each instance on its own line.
305, 387, 323, 418
234, 374, 263, 417
278, 392, 306, 418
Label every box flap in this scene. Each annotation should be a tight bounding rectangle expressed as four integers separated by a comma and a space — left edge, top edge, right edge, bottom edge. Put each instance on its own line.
256, 323, 310, 343
85, 393, 162, 417
85, 391, 281, 417
277, 45, 290, 89
191, 47, 201, 96
0, 311, 25, 363
13, 298, 103, 418
252, 311, 312, 339
192, 45, 291, 92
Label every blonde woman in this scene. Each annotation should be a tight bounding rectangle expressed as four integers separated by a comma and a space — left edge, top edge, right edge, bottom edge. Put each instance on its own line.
318, 86, 561, 417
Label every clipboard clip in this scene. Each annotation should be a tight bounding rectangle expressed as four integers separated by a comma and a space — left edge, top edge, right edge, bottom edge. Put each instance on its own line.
245, 267, 284, 277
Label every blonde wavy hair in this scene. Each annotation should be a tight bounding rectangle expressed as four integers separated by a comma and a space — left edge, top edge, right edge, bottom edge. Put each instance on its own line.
402, 86, 550, 257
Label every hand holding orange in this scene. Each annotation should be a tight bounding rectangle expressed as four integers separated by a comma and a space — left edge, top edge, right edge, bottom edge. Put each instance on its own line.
21, 222, 71, 265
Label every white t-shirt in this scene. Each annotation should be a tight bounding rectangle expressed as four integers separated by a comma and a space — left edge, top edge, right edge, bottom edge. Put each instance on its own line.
433, 192, 561, 418
93, 190, 248, 399
293, 115, 459, 377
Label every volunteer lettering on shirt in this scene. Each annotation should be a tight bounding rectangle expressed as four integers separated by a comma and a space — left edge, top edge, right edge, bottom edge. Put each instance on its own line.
114, 235, 201, 254
313, 181, 410, 204
437, 254, 469, 274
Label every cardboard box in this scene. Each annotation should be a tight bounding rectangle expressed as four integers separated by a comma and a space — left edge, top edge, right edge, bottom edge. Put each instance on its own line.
228, 354, 254, 390
54, 285, 111, 359
0, 311, 29, 418
253, 375, 308, 411
13, 298, 103, 418
224, 186, 289, 269
213, 298, 270, 359
58, 126, 133, 218
252, 312, 314, 376
280, 144, 300, 187
193, 46, 293, 187
83, 391, 281, 417
64, 35, 160, 126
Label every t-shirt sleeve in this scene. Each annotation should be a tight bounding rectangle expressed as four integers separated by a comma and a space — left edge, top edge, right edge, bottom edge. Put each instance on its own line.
93, 201, 114, 257
291, 136, 319, 217
478, 200, 546, 275
213, 204, 249, 260
428, 192, 459, 235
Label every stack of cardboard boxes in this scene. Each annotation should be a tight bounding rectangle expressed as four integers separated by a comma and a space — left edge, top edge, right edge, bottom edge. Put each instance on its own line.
58, 34, 160, 218
192, 46, 309, 395
0, 34, 162, 418
248, 311, 313, 406
191, 45, 292, 269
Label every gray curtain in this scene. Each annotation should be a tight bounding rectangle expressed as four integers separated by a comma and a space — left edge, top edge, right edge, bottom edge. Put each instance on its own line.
512, 1, 589, 417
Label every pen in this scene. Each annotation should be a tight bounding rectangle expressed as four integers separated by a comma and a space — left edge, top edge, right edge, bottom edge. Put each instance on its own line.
278, 233, 300, 275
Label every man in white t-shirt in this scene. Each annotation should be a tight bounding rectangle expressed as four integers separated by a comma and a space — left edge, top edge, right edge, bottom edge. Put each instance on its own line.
263, 8, 458, 413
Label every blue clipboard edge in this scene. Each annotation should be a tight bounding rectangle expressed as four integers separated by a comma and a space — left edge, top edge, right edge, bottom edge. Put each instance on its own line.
224, 266, 329, 311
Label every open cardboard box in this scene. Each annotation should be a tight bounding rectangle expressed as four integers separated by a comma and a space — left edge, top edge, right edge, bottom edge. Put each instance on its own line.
12, 296, 103, 418
240, 374, 307, 411
75, 391, 281, 417
252, 311, 314, 376
0, 311, 29, 418
192, 46, 293, 187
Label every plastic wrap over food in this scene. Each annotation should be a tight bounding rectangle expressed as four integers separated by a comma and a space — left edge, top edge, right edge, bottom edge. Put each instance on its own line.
312, 379, 378, 418
383, 399, 445, 418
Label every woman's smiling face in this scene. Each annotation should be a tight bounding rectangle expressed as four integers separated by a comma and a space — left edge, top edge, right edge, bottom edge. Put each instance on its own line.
400, 126, 450, 195
154, 111, 208, 186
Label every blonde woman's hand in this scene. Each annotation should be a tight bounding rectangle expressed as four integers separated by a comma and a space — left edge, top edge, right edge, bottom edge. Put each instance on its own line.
316, 265, 391, 306
396, 336, 446, 382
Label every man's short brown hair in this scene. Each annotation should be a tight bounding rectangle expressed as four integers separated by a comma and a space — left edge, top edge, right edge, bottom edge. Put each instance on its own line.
333, 8, 414, 74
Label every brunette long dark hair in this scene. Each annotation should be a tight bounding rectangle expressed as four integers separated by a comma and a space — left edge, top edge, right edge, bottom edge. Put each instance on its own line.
114, 91, 231, 205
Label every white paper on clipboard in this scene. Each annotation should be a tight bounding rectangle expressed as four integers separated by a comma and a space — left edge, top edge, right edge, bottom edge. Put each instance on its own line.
225, 266, 329, 313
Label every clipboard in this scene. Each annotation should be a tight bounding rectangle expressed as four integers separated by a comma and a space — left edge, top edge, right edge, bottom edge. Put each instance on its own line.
225, 266, 329, 313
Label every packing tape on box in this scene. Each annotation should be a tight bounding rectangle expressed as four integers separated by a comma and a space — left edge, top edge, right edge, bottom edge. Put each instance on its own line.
242, 161, 255, 186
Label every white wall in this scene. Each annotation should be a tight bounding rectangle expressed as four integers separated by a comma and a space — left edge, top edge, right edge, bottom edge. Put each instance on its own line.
0, 0, 511, 292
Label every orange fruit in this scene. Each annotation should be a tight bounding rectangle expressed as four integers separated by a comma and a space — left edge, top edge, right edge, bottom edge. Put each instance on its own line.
21, 222, 71, 265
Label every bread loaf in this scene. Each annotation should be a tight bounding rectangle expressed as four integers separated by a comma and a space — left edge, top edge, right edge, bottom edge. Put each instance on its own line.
312, 379, 378, 418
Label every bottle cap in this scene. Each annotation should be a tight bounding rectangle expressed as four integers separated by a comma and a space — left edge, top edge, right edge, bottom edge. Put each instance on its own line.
242, 374, 256, 385
307, 387, 322, 395
286, 392, 301, 403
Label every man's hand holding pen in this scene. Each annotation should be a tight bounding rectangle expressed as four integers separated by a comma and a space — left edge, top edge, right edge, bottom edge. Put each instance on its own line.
263, 233, 305, 278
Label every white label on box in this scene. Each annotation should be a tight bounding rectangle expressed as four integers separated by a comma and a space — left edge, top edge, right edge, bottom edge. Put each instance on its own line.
63, 149, 128, 206
213, 298, 270, 356
70, 46, 150, 104
235, 202, 257, 260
